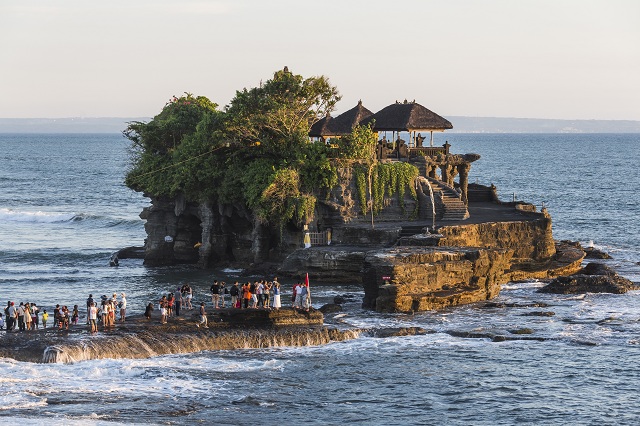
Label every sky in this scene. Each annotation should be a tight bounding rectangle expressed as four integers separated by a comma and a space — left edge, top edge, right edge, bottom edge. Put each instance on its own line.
1, 0, 639, 120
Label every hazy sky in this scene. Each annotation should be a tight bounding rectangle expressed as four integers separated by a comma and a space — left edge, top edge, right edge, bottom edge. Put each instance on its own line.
1, 0, 639, 120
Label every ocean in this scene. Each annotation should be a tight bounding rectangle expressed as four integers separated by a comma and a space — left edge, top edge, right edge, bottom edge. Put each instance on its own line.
0, 133, 639, 425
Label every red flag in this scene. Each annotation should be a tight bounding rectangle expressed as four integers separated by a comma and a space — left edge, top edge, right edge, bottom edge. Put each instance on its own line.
305, 272, 309, 287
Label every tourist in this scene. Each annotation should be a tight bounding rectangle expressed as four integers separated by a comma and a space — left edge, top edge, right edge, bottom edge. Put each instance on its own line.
60, 306, 70, 330
264, 281, 271, 309
167, 293, 175, 317
71, 305, 79, 325
0, 313, 4, 330
291, 283, 297, 307
120, 293, 127, 322
293, 283, 303, 309
219, 281, 227, 308
5, 302, 14, 331
230, 282, 240, 308
42, 309, 48, 328
88, 302, 98, 333
256, 281, 264, 308
86, 294, 94, 324
174, 287, 182, 317
53, 304, 61, 329
160, 298, 167, 324
110, 294, 118, 325
24, 302, 32, 331
144, 302, 154, 320
197, 302, 208, 328
17, 302, 25, 331
250, 281, 258, 308
185, 284, 193, 310
272, 281, 281, 310
101, 300, 109, 329
31, 303, 39, 329
243, 282, 251, 309
210, 280, 220, 309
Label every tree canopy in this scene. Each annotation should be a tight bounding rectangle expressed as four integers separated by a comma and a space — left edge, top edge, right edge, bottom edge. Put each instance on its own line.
123, 67, 408, 231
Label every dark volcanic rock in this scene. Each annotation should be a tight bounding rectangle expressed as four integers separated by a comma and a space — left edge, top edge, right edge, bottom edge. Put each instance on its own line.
373, 327, 430, 338
584, 247, 612, 259
522, 311, 556, 317
539, 262, 638, 294
319, 304, 342, 314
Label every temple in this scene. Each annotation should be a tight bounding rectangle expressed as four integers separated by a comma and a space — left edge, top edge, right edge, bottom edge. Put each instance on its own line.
309, 99, 474, 222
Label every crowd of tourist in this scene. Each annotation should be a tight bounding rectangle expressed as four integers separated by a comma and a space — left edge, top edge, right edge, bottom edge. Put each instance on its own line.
1, 277, 313, 333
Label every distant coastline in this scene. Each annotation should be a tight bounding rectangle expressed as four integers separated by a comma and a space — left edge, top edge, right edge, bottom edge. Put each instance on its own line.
1, 116, 639, 134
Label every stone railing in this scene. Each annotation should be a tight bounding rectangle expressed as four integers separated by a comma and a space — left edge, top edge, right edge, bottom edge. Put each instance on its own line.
408, 145, 449, 158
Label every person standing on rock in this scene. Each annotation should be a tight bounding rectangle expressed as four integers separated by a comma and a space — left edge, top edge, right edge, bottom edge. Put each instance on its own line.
272, 281, 281, 310
256, 281, 264, 308
210, 280, 220, 309
174, 287, 182, 317
119, 293, 127, 322
185, 284, 193, 310
297, 284, 308, 311
197, 302, 208, 328
263, 281, 271, 309
230, 282, 240, 308
291, 283, 298, 308
243, 282, 251, 309
88, 302, 98, 333
86, 294, 94, 324
219, 281, 227, 308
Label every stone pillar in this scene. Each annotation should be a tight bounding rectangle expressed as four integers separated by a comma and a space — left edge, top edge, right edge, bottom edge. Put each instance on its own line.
440, 164, 448, 183
458, 163, 470, 206
427, 163, 437, 179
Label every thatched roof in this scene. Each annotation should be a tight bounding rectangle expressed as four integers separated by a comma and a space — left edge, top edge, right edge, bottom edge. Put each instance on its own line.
308, 114, 335, 137
331, 100, 374, 135
309, 101, 374, 137
363, 101, 453, 132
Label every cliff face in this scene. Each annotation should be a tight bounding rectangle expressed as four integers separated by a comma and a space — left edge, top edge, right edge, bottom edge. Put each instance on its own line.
436, 212, 555, 260
362, 247, 513, 312
141, 196, 302, 267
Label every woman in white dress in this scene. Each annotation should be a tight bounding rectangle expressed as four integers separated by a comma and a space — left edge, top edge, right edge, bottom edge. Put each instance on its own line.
272, 282, 281, 310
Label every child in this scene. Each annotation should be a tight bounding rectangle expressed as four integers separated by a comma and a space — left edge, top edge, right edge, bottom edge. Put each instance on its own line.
42, 310, 48, 328
159, 301, 167, 324
0, 313, 4, 330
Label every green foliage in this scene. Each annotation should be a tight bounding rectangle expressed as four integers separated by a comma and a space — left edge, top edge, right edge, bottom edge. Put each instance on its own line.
258, 168, 316, 228
298, 141, 338, 196
124, 93, 223, 198
354, 162, 420, 217
224, 68, 341, 160
331, 123, 377, 160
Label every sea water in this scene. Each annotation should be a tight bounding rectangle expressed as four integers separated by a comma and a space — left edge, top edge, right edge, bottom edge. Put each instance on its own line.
0, 133, 639, 425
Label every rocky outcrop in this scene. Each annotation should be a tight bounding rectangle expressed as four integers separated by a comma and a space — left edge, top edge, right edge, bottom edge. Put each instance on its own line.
539, 263, 639, 294
435, 211, 555, 260
362, 247, 514, 312
278, 246, 368, 282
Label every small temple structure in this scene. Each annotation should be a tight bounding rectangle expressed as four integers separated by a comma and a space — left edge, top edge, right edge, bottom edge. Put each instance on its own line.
309, 99, 474, 221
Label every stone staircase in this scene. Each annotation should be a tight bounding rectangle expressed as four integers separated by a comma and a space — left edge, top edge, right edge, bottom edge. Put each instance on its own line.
422, 177, 469, 221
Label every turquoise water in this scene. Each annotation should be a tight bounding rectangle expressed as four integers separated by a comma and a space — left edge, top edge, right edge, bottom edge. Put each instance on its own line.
0, 133, 639, 425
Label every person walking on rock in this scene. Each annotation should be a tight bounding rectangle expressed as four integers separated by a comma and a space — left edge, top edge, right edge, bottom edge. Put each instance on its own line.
197, 302, 208, 328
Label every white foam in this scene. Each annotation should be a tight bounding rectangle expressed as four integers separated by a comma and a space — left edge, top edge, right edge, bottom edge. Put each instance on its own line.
221, 268, 243, 274
0, 208, 75, 223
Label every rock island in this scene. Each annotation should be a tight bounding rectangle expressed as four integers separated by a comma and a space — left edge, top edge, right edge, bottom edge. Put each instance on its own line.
123, 67, 585, 314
